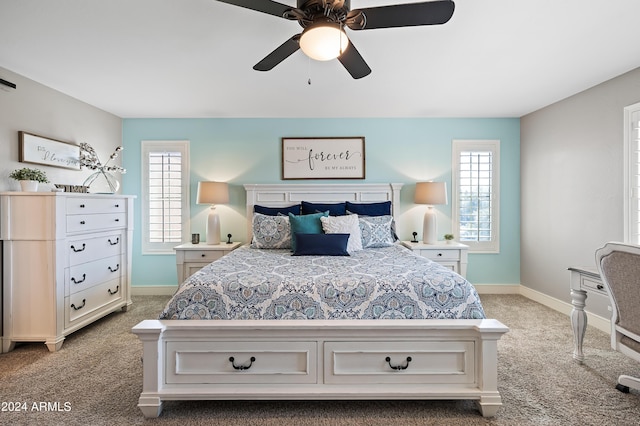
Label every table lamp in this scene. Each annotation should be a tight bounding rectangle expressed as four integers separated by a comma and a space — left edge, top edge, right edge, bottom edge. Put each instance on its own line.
196, 181, 229, 244
414, 181, 448, 244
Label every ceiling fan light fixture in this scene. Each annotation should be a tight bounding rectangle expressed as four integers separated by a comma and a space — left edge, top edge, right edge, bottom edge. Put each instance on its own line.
299, 22, 349, 61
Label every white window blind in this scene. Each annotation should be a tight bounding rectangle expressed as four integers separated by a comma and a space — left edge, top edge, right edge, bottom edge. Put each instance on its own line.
452, 140, 500, 253
141, 140, 190, 254
624, 103, 640, 244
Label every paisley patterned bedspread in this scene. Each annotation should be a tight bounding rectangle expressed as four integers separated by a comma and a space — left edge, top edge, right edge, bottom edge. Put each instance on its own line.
159, 244, 485, 320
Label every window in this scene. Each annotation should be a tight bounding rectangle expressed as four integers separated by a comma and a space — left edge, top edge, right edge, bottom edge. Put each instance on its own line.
624, 102, 640, 244
141, 140, 190, 254
452, 140, 500, 253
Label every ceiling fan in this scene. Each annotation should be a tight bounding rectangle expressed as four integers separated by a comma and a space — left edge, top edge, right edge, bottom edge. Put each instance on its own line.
215, 0, 455, 79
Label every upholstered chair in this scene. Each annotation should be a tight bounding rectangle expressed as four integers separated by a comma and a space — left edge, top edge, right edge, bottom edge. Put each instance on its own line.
595, 242, 640, 393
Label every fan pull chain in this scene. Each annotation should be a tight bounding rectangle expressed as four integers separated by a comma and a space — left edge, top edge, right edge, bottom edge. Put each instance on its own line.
308, 57, 312, 85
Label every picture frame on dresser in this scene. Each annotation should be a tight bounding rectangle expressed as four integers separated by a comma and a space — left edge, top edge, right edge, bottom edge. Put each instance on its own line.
18, 131, 81, 170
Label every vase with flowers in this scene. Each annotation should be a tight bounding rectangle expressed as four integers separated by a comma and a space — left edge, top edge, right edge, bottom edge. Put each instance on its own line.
80, 143, 126, 193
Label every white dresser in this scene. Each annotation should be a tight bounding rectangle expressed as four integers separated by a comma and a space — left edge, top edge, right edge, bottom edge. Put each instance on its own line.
1, 192, 134, 352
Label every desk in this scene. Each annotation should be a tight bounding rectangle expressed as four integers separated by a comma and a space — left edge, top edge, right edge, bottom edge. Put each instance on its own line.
569, 266, 607, 363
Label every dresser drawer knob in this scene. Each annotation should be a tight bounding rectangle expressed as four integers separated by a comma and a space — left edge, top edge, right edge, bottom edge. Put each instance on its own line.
80, 220, 86, 225
201, 253, 206, 257
108, 285, 120, 295
71, 299, 86, 311
597, 284, 604, 290
71, 274, 87, 284
437, 253, 443, 257
229, 356, 256, 371
115, 218, 120, 222
71, 243, 86, 252
108, 237, 120, 246
108, 264, 120, 273
115, 204, 120, 208
385, 356, 412, 371
80, 204, 85, 208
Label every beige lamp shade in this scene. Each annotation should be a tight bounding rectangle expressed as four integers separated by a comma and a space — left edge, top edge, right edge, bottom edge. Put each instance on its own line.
196, 181, 229, 245
414, 181, 448, 205
196, 181, 229, 205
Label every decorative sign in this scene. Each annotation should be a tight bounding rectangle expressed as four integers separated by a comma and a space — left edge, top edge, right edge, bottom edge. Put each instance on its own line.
19, 131, 81, 170
282, 137, 365, 180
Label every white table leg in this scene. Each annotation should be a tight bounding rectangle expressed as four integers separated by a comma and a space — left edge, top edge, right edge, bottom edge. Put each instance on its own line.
570, 289, 587, 363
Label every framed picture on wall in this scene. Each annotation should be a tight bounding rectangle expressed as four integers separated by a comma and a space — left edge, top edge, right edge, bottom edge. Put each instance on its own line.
19, 131, 81, 170
282, 137, 365, 180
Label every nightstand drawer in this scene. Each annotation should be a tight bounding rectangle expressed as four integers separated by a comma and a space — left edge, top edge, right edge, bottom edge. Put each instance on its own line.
184, 250, 225, 262
417, 249, 460, 261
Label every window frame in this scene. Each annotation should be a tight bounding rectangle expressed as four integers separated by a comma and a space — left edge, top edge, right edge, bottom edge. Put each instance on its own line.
624, 101, 640, 244
141, 140, 190, 255
451, 139, 501, 253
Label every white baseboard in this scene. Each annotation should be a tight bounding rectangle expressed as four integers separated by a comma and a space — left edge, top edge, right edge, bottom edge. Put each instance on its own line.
519, 285, 610, 334
131, 285, 177, 296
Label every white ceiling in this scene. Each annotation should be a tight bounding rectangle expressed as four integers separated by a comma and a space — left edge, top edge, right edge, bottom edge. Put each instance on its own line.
2, 0, 640, 118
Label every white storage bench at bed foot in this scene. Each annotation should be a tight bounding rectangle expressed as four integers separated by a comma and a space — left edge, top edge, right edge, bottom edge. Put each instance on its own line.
133, 319, 508, 418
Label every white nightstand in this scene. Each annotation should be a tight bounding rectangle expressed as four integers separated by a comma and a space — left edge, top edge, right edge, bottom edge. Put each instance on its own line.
174, 242, 242, 284
401, 241, 469, 278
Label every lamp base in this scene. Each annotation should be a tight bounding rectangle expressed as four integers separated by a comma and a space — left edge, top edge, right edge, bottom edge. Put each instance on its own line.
206, 208, 221, 245
423, 206, 437, 245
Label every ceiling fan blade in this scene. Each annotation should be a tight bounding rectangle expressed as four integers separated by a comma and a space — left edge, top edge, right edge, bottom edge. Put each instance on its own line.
215, 0, 293, 18
338, 42, 371, 79
253, 35, 301, 71
346, 0, 455, 30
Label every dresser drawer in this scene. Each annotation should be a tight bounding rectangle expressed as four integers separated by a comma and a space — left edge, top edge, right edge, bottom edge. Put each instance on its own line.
68, 233, 123, 266
324, 340, 475, 384
66, 197, 126, 215
417, 249, 461, 261
66, 213, 126, 233
65, 278, 123, 326
165, 341, 317, 384
183, 250, 226, 262
67, 254, 122, 295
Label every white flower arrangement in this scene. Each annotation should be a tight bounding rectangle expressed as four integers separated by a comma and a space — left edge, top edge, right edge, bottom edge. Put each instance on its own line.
79, 143, 126, 174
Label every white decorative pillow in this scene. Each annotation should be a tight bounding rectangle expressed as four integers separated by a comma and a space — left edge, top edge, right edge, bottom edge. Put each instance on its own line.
250, 212, 291, 249
358, 215, 395, 248
320, 214, 363, 253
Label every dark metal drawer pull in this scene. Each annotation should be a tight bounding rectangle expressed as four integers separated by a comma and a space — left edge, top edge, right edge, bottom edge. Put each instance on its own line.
115, 218, 120, 222
80, 220, 86, 225
108, 285, 120, 295
201, 253, 206, 257
80, 204, 85, 208
71, 243, 86, 252
229, 356, 256, 371
71, 299, 86, 311
108, 264, 120, 273
115, 204, 120, 208
385, 356, 412, 371
597, 284, 604, 290
108, 237, 120, 245
71, 274, 86, 284
437, 253, 443, 257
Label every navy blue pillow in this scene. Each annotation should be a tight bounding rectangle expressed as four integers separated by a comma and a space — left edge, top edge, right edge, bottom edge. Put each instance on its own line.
301, 201, 346, 216
346, 201, 391, 216
292, 233, 350, 256
254, 204, 301, 216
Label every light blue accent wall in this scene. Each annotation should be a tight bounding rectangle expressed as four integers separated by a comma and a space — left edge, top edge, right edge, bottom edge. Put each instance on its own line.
122, 118, 520, 287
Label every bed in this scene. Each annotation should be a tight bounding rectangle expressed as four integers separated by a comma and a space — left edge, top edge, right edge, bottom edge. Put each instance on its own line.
132, 183, 508, 418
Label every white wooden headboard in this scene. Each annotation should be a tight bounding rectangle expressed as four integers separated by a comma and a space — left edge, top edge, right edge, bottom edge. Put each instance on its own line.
244, 183, 403, 237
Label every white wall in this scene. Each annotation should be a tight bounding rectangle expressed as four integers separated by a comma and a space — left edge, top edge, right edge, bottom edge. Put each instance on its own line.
521, 67, 640, 318
0, 67, 122, 192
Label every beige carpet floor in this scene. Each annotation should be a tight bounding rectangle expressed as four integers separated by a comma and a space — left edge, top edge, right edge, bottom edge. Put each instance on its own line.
0, 294, 639, 426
